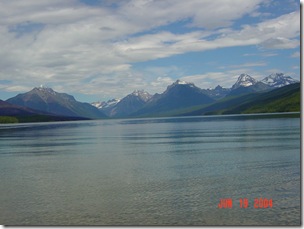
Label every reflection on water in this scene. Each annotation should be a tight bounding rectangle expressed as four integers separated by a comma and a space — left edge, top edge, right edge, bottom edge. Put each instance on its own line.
0, 114, 300, 225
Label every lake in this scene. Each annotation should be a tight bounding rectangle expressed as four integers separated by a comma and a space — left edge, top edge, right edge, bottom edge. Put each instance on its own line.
0, 113, 300, 226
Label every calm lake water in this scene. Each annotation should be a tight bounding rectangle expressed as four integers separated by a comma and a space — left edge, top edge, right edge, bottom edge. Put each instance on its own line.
0, 114, 300, 226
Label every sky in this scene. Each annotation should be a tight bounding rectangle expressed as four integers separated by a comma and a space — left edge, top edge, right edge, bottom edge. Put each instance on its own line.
0, 0, 301, 102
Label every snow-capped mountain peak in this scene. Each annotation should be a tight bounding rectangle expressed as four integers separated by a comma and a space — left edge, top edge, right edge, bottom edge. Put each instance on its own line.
175, 80, 188, 85
173, 79, 195, 86
91, 101, 104, 109
34, 86, 57, 95
261, 73, 299, 88
232, 74, 258, 90
167, 80, 196, 90
131, 90, 152, 102
91, 98, 121, 109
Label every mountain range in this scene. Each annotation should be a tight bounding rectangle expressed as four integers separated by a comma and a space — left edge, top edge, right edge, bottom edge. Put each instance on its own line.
0, 73, 300, 122
92, 73, 299, 117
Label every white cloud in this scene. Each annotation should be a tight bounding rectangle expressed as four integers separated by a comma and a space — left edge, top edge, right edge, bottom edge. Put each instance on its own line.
114, 11, 300, 63
0, 0, 300, 100
259, 37, 299, 49
117, 0, 264, 29
150, 77, 175, 88
243, 52, 278, 57
4, 85, 33, 92
227, 11, 300, 48
226, 62, 267, 69
262, 52, 278, 57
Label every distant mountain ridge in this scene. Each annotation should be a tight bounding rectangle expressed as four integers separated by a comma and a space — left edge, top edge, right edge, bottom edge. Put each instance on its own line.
261, 73, 298, 88
227, 73, 298, 97
203, 85, 231, 100
6, 86, 106, 119
130, 80, 215, 117
102, 90, 152, 118
92, 98, 121, 110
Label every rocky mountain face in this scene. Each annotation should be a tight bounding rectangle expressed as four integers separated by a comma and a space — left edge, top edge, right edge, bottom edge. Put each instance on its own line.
261, 73, 299, 88
228, 73, 298, 97
6, 86, 106, 119
131, 80, 215, 117
231, 74, 258, 90
91, 98, 121, 110
0, 99, 44, 116
203, 85, 231, 100
100, 90, 152, 118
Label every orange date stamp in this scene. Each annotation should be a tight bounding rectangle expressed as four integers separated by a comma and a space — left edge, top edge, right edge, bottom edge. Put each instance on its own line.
218, 198, 273, 209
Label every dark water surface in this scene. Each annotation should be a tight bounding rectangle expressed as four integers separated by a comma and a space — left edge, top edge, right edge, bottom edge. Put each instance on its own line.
0, 114, 300, 225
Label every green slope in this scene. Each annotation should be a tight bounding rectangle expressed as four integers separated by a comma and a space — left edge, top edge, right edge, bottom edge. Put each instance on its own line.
0, 116, 19, 123
224, 83, 300, 114
180, 83, 300, 116
0, 115, 90, 124
243, 91, 299, 113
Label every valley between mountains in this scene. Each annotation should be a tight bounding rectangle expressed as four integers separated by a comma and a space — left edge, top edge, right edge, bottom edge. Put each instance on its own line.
0, 73, 300, 123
